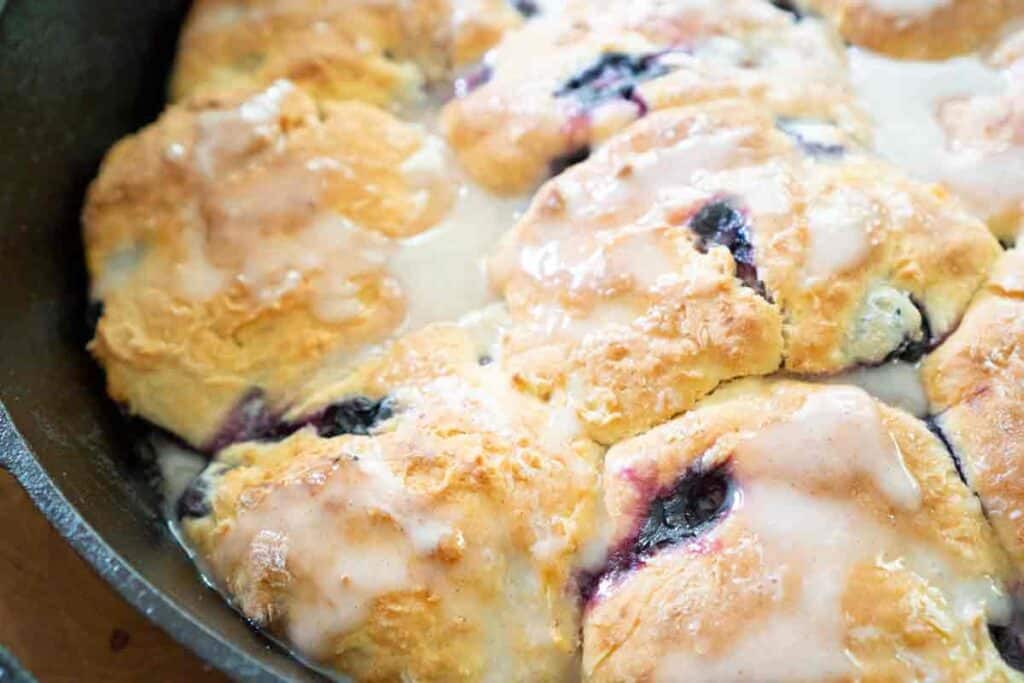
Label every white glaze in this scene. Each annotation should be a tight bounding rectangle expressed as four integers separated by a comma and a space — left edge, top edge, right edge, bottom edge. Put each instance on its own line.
821, 361, 928, 417
803, 187, 875, 282
743, 386, 922, 509
862, 0, 951, 17
193, 80, 295, 179
211, 439, 452, 658
391, 181, 526, 332
165, 78, 528, 343
851, 48, 1024, 223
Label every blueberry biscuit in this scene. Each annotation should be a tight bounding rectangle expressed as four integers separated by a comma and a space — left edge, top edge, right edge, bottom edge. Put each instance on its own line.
181, 323, 604, 681
442, 0, 862, 194
924, 249, 1024, 574
583, 379, 1018, 681
85, 81, 458, 449
492, 99, 1000, 443
171, 0, 527, 105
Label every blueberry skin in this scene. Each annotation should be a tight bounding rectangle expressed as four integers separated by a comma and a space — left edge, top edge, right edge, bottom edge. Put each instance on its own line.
770, 0, 804, 20
991, 607, 1024, 673
633, 465, 735, 556
311, 396, 394, 438
549, 146, 591, 177
510, 0, 540, 17
555, 52, 670, 111
578, 464, 736, 603
687, 200, 769, 298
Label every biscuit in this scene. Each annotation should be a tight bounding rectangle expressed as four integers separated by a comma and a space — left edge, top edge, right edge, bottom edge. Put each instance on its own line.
181, 323, 604, 681
583, 379, 1018, 681
85, 82, 459, 448
924, 249, 1024, 575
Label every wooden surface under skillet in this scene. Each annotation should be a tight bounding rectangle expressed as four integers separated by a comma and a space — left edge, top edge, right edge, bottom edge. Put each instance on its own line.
0, 471, 227, 682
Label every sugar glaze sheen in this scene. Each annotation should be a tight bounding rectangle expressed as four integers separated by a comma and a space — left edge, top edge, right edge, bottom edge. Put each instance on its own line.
80, 0, 1024, 681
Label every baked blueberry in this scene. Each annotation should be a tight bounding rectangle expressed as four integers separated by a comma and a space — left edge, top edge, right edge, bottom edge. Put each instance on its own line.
548, 146, 591, 177
924, 416, 968, 485
454, 63, 494, 97
688, 200, 767, 297
311, 396, 394, 438
554, 52, 670, 111
990, 615, 1024, 672
510, 0, 539, 17
634, 465, 734, 556
770, 0, 804, 20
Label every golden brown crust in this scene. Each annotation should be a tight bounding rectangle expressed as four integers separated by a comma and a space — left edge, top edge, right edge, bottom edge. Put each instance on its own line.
85, 82, 455, 447
583, 379, 1017, 682
442, 0, 863, 194
491, 100, 1000, 443
924, 249, 1024, 573
803, 0, 1023, 59
171, 0, 524, 104
184, 324, 604, 681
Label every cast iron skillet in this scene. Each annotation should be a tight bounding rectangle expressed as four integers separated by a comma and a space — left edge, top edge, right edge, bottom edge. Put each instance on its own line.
0, 2, 315, 679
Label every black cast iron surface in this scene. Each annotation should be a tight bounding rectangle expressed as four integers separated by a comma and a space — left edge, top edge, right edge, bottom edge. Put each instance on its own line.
0, 2, 316, 680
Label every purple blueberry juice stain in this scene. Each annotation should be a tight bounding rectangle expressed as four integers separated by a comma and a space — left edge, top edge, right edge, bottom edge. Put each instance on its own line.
687, 199, 769, 298
205, 392, 396, 453
204, 389, 279, 454
579, 463, 735, 605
